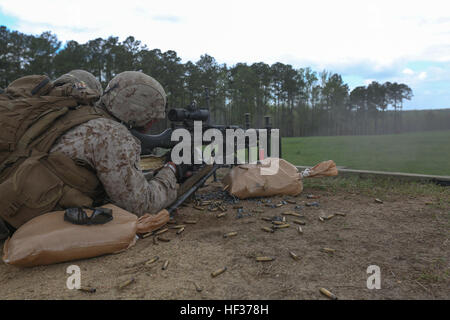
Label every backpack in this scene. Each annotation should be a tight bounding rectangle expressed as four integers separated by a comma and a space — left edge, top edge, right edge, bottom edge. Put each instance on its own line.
0, 75, 108, 228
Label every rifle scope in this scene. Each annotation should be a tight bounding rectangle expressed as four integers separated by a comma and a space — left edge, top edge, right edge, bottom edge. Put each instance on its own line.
168, 108, 209, 122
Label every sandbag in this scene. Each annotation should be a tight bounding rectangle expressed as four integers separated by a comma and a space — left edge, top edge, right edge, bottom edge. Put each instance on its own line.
136, 209, 170, 235
2, 204, 137, 267
222, 158, 338, 199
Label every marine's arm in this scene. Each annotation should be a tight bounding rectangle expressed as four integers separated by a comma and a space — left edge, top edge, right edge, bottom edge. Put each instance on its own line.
51, 118, 177, 216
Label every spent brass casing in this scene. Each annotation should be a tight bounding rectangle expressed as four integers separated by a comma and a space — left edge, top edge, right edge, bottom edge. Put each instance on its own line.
145, 256, 159, 266
211, 267, 227, 277
289, 251, 300, 260
176, 227, 185, 235
293, 219, 306, 225
162, 260, 169, 270
118, 278, 135, 289
170, 225, 186, 229
256, 256, 275, 262
154, 228, 168, 236
223, 232, 237, 238
274, 224, 290, 229
319, 287, 338, 300
261, 227, 274, 233
194, 282, 203, 292
216, 212, 227, 218
78, 286, 96, 293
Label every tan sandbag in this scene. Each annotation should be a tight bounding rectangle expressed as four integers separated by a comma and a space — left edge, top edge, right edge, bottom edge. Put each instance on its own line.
222, 158, 338, 199
136, 209, 169, 235
2, 204, 137, 267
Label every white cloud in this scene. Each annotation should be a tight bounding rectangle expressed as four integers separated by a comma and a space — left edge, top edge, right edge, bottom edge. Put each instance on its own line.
1, 0, 450, 67
417, 72, 427, 80
402, 68, 415, 75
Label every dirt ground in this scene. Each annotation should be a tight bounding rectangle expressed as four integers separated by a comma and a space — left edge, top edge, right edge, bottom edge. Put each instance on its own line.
0, 175, 449, 300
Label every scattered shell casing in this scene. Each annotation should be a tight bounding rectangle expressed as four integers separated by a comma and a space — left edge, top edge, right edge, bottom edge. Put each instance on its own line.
282, 216, 286, 222
325, 214, 335, 220
216, 212, 227, 218
274, 224, 290, 229
193, 205, 206, 211
293, 219, 306, 225
162, 260, 169, 270
261, 227, 274, 233
176, 227, 185, 235
184, 220, 197, 224
275, 203, 283, 208
118, 277, 135, 289
78, 286, 96, 293
193, 282, 203, 292
272, 221, 285, 225
322, 248, 335, 253
319, 217, 325, 222
211, 267, 227, 277
375, 198, 383, 204
218, 206, 227, 212
156, 236, 170, 242
319, 287, 338, 300
170, 225, 186, 229
289, 251, 300, 260
145, 256, 159, 266
200, 200, 212, 205
252, 208, 264, 213
142, 232, 153, 239
209, 207, 219, 212
335, 212, 347, 217
261, 217, 273, 222
154, 228, 168, 236
256, 256, 275, 262
286, 199, 297, 204
297, 226, 303, 234
223, 232, 237, 238
307, 194, 320, 199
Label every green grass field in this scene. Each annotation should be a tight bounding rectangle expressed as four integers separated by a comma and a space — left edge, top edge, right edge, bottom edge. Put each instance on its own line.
282, 130, 450, 176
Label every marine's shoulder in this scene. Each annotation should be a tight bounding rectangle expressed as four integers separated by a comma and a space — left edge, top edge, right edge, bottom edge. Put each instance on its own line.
75, 117, 131, 136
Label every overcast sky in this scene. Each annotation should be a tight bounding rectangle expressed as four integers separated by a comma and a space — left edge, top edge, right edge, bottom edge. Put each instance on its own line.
1, 0, 449, 110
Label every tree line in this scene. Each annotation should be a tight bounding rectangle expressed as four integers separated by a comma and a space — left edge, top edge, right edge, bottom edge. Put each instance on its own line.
2, 26, 448, 136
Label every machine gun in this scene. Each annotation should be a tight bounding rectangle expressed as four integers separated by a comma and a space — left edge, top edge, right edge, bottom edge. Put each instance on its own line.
131, 94, 281, 215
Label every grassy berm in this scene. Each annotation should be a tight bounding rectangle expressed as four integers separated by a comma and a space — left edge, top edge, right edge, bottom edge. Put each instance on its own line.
283, 130, 450, 176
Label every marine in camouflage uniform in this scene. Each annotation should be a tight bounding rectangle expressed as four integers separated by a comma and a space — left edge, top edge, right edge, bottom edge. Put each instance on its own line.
50, 71, 177, 216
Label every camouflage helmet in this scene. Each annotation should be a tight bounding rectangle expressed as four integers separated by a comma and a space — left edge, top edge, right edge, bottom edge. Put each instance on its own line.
100, 71, 166, 128
54, 70, 103, 96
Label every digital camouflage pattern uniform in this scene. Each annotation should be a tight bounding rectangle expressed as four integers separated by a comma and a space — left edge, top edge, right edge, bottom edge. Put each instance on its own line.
51, 71, 177, 216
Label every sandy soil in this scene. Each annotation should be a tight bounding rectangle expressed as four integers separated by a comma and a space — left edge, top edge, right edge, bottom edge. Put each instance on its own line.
0, 179, 449, 300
